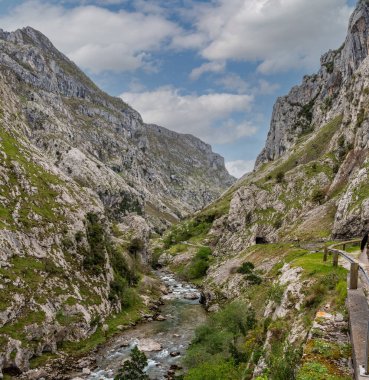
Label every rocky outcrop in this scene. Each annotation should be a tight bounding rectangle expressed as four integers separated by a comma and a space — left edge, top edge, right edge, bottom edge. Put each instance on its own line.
256, 0, 369, 167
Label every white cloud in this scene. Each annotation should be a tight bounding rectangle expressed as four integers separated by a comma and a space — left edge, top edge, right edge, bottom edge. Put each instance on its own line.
0, 0, 180, 73
189, 61, 225, 80
120, 87, 256, 144
216, 75, 279, 95
256, 79, 280, 95
187, 0, 353, 73
225, 160, 255, 178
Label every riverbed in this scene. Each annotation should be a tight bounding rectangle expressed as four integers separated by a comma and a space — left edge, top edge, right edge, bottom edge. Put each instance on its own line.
87, 272, 207, 380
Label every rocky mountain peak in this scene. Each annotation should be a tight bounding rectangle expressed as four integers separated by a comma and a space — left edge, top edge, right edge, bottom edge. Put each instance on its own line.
255, 0, 369, 167
340, 0, 369, 78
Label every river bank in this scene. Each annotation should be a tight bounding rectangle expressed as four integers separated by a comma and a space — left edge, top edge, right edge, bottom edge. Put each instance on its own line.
18, 271, 206, 380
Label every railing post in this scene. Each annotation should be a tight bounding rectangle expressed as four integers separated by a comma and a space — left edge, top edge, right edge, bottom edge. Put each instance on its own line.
333, 251, 339, 267
343, 243, 346, 251
349, 263, 359, 290
365, 321, 369, 375
323, 247, 328, 262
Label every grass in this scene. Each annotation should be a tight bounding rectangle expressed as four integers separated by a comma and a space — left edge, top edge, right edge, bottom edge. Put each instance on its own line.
0, 128, 67, 231
291, 252, 346, 277
267, 115, 343, 179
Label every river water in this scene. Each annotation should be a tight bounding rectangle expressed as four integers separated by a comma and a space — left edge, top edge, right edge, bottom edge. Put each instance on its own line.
87, 272, 207, 380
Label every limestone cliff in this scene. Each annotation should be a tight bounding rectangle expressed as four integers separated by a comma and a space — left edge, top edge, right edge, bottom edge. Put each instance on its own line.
198, 0, 369, 261
0, 26, 234, 231
0, 26, 233, 377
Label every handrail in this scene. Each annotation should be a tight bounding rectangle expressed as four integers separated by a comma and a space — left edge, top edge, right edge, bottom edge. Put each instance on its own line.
327, 239, 369, 286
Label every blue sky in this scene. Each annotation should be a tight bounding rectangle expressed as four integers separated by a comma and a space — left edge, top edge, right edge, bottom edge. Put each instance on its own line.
0, 0, 358, 176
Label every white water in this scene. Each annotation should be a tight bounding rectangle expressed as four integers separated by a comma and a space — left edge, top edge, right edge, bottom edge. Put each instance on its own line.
87, 272, 206, 380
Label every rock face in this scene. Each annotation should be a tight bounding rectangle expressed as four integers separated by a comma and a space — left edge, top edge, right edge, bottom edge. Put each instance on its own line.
0, 27, 233, 377
0, 26, 234, 231
200, 0, 369, 259
256, 0, 369, 167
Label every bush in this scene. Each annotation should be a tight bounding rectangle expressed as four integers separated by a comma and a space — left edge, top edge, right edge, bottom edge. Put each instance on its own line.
128, 238, 144, 256
184, 247, 212, 280
109, 246, 138, 286
83, 213, 106, 275
237, 261, 254, 274
276, 172, 284, 183
268, 284, 285, 304
114, 346, 149, 380
248, 275, 261, 285
311, 189, 326, 205
184, 301, 256, 372
266, 342, 301, 380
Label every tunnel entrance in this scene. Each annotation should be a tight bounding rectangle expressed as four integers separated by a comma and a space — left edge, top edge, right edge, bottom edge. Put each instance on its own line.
255, 236, 268, 245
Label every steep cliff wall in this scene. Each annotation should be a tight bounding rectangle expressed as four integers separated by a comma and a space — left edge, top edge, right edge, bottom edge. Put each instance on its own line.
196, 0, 369, 260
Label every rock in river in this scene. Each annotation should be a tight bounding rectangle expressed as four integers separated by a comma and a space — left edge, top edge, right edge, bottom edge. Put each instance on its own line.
137, 338, 162, 352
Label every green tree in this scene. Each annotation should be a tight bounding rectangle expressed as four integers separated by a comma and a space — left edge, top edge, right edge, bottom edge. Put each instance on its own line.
114, 346, 149, 380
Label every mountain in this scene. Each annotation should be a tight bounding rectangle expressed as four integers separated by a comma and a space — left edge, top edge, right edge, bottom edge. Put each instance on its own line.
156, 1, 369, 377
0, 26, 233, 377
0, 26, 234, 231
200, 0, 369, 258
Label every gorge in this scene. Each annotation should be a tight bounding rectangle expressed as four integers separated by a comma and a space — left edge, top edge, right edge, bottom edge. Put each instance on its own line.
3, 1, 369, 379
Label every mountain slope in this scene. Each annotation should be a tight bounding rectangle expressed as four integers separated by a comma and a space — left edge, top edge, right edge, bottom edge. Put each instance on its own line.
196, 0, 369, 259
0, 26, 234, 230
0, 26, 234, 377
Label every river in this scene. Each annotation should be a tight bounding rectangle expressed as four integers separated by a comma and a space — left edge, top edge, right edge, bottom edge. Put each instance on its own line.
87, 271, 207, 380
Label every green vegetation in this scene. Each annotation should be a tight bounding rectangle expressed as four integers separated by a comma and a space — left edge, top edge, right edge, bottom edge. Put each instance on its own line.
0, 128, 66, 231
237, 261, 254, 274
275, 171, 284, 183
311, 188, 326, 205
268, 115, 343, 179
82, 212, 107, 274
184, 301, 256, 379
60, 301, 145, 354
323, 62, 334, 74
114, 346, 149, 380
237, 261, 262, 284
297, 338, 352, 380
179, 247, 212, 280
163, 217, 213, 248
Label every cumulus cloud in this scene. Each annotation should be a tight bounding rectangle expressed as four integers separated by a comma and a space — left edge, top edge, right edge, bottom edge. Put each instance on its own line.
0, 0, 180, 73
120, 87, 256, 144
188, 0, 353, 73
189, 61, 225, 80
225, 160, 255, 178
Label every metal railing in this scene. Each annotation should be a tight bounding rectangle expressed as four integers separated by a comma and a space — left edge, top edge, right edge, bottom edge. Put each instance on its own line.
326, 239, 369, 289
326, 239, 369, 377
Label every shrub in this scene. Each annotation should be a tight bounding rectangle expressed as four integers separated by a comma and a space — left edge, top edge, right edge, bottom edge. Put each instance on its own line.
276, 171, 284, 183
311, 189, 326, 205
247, 273, 260, 284
183, 247, 212, 280
184, 301, 256, 372
128, 238, 144, 256
237, 261, 255, 274
109, 246, 138, 286
83, 213, 106, 274
266, 342, 301, 380
268, 284, 285, 304
114, 346, 149, 380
